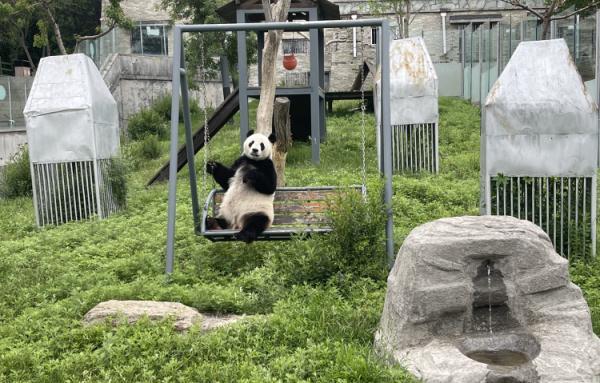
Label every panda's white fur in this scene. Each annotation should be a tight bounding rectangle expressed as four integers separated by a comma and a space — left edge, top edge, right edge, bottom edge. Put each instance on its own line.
216, 132, 276, 234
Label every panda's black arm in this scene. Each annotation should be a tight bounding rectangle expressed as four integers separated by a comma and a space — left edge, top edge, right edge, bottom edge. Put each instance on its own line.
207, 161, 236, 190
244, 161, 277, 194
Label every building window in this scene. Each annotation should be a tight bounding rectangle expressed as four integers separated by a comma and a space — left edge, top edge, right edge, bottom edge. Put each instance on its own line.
131, 23, 169, 55
282, 39, 309, 54
370, 27, 377, 45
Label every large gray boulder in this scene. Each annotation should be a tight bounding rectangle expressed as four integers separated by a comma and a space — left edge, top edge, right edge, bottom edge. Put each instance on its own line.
375, 216, 600, 382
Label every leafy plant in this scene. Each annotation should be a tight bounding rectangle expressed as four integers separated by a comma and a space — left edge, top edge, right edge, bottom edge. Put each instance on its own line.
127, 109, 168, 141
0, 146, 31, 199
152, 93, 201, 122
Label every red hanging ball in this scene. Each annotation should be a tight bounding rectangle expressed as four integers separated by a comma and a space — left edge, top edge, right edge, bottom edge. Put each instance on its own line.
282, 53, 297, 70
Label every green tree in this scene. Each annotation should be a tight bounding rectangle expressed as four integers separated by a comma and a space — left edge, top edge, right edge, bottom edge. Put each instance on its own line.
501, 0, 600, 40
366, 0, 415, 38
0, 0, 38, 70
160, 0, 257, 87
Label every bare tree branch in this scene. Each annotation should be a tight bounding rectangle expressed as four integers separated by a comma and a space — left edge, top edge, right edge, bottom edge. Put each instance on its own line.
551, 1, 600, 20
74, 22, 116, 51
499, 0, 545, 20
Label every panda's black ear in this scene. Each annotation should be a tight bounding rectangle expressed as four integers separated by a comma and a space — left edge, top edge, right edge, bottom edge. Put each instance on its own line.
268, 133, 276, 143
246, 130, 254, 138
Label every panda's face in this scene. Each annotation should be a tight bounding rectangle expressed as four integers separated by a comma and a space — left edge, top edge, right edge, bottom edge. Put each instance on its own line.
243, 132, 275, 161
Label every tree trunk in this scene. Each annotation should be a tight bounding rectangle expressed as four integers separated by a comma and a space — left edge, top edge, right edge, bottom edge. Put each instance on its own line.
405, 0, 411, 38
43, 3, 67, 55
19, 31, 36, 71
541, 16, 552, 40
256, 0, 291, 135
273, 97, 292, 186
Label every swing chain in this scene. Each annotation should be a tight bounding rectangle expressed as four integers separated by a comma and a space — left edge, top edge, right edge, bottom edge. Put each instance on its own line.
359, 27, 367, 195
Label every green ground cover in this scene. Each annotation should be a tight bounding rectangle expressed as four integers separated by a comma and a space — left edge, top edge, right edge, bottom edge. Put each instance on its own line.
0, 97, 598, 382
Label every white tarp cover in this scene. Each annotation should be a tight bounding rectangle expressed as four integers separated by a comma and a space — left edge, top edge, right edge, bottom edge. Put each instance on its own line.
24, 54, 119, 163
484, 39, 598, 177
375, 37, 439, 126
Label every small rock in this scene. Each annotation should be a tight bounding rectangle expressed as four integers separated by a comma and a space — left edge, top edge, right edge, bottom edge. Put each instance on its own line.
83, 300, 202, 331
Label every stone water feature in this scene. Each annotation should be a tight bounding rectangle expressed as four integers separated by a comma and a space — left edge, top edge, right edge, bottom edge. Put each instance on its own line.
375, 216, 600, 382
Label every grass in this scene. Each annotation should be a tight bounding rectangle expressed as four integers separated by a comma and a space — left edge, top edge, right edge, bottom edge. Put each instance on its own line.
0, 97, 597, 382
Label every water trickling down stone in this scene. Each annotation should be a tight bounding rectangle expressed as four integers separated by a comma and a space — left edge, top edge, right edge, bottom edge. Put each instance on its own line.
487, 263, 493, 335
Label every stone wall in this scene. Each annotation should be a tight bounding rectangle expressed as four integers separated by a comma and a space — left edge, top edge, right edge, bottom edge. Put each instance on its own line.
101, 54, 224, 131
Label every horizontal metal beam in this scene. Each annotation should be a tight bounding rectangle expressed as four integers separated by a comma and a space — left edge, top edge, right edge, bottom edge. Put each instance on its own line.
176, 19, 387, 34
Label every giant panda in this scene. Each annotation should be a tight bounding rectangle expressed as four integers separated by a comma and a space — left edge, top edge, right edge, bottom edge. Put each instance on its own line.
206, 130, 277, 243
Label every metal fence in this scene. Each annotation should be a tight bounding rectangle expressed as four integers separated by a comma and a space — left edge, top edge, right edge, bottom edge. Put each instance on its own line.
32, 160, 122, 226
392, 123, 438, 173
0, 76, 33, 130
490, 176, 596, 258
460, 13, 596, 103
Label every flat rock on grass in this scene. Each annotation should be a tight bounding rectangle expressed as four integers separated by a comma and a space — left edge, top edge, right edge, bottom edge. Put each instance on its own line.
83, 300, 247, 332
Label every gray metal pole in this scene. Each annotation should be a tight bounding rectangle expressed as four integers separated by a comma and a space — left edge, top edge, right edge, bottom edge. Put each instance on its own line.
166, 27, 183, 275
237, 11, 250, 147
180, 53, 201, 233
310, 24, 321, 164
381, 21, 395, 267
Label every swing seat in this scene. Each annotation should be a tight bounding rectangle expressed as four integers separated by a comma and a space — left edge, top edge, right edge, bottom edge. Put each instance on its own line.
199, 186, 365, 242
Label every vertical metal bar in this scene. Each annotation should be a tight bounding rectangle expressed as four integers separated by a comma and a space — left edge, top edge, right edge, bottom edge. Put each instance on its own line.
553, 178, 557, 248
495, 178, 499, 215
532, 177, 536, 225
237, 11, 249, 146
546, 177, 549, 234
592, 175, 597, 257
309, 10, 321, 164
568, 178, 572, 258
561, 177, 565, 256
40, 164, 48, 225
78, 162, 87, 219
51, 164, 60, 225
583, 177, 587, 258
503, 178, 506, 215
60, 163, 68, 223
30, 161, 41, 227
525, 178, 528, 221
517, 177, 521, 219
510, 177, 514, 217
381, 21, 395, 267
166, 26, 183, 275
180, 60, 201, 233
575, 178, 579, 228
92, 158, 103, 220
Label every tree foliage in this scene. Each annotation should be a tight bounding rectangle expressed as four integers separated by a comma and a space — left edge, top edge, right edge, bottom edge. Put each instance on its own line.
160, 0, 257, 86
502, 0, 600, 39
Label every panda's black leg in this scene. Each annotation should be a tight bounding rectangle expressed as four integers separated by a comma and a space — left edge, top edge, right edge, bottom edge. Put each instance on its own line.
205, 217, 231, 230
207, 161, 235, 190
236, 213, 270, 244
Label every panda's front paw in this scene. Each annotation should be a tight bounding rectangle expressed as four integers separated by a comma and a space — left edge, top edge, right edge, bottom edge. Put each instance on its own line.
206, 160, 218, 175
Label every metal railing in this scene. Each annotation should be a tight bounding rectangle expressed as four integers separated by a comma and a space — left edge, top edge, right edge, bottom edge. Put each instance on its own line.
0, 76, 33, 130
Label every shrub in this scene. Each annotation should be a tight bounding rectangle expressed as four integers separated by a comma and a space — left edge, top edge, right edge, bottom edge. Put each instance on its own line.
266, 185, 389, 286
136, 135, 162, 160
0, 146, 32, 199
127, 109, 168, 141
107, 158, 128, 209
152, 94, 201, 122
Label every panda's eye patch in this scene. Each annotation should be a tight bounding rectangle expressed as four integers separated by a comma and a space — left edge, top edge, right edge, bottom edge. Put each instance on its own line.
249, 141, 254, 147
260, 143, 265, 151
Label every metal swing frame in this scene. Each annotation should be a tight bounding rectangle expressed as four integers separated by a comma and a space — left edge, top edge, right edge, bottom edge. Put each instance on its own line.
165, 19, 394, 275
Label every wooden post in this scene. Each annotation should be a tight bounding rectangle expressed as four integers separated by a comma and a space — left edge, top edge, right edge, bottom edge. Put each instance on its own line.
273, 97, 292, 187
